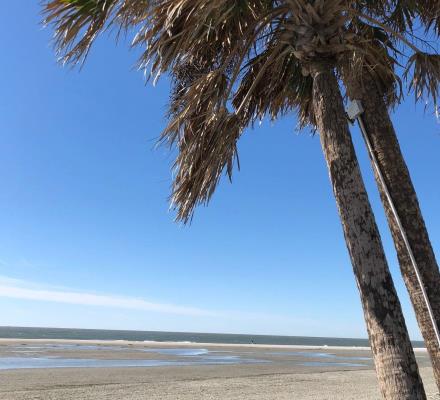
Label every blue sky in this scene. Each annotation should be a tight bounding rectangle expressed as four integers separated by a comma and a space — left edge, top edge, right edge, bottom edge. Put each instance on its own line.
0, 3, 439, 339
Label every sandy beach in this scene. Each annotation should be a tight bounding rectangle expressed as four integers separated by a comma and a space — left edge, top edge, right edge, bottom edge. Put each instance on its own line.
0, 339, 437, 399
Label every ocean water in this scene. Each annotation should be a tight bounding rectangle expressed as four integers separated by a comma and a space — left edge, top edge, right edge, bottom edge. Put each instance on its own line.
0, 326, 425, 348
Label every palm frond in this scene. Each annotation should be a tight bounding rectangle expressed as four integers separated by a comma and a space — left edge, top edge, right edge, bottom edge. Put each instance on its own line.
405, 53, 440, 107
341, 18, 402, 107
43, 0, 149, 64
418, 0, 440, 36
134, 0, 283, 81
233, 43, 314, 128
162, 68, 242, 222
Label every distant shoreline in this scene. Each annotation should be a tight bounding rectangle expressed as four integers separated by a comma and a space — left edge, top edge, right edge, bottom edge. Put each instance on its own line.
0, 338, 428, 352
0, 326, 426, 348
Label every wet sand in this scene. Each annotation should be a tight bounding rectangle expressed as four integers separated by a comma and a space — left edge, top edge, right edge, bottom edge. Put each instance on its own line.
0, 339, 437, 399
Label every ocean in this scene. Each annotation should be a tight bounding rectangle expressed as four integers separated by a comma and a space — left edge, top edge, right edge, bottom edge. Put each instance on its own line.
0, 326, 425, 348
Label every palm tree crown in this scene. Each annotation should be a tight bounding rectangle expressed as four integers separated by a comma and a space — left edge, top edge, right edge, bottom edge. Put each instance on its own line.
43, 1, 440, 222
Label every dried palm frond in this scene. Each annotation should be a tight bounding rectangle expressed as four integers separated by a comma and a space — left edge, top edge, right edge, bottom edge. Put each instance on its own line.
162, 69, 243, 222
355, 0, 431, 35
343, 2, 440, 111
170, 110, 242, 223
340, 17, 402, 106
385, 1, 416, 33
367, 0, 417, 33
134, 0, 283, 80
43, 0, 150, 64
405, 53, 440, 107
139, 1, 289, 220
232, 41, 314, 128
418, 0, 440, 35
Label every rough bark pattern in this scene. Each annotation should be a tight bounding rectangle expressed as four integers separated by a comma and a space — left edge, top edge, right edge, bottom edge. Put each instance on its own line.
313, 69, 426, 399
345, 74, 440, 391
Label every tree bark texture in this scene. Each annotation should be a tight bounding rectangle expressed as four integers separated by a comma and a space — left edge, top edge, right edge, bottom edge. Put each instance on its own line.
313, 68, 426, 399
345, 73, 440, 390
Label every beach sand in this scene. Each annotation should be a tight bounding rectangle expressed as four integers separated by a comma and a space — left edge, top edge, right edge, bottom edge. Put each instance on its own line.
0, 340, 437, 399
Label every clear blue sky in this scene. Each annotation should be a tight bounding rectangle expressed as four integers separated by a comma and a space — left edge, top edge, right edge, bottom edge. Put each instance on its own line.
0, 3, 439, 339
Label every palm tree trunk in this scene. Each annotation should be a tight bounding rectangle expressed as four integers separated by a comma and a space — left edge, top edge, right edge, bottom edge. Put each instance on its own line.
312, 67, 426, 399
344, 73, 440, 390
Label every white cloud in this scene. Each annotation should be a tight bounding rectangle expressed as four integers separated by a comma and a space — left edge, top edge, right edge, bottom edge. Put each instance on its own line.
0, 276, 216, 317
0, 275, 326, 336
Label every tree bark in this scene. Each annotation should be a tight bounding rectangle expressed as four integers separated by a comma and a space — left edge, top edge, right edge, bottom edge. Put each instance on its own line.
345, 73, 440, 390
312, 68, 426, 399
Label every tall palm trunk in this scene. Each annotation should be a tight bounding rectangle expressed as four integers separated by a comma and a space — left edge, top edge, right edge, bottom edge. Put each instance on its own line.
345, 73, 440, 390
312, 67, 426, 399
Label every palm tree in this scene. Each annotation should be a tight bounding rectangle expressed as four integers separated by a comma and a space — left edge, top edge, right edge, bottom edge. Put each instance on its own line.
340, 2, 440, 389
42, 1, 432, 398
345, 72, 440, 390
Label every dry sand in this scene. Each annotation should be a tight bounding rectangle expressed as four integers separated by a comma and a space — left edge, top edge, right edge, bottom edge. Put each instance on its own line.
0, 339, 438, 400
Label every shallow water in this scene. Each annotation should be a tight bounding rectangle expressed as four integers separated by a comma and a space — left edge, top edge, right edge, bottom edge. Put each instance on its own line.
0, 346, 271, 370
0, 354, 268, 370
9, 345, 210, 356
0, 346, 372, 370
142, 348, 209, 356
0, 357, 191, 369
11, 344, 125, 351
300, 361, 367, 368
267, 351, 372, 361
